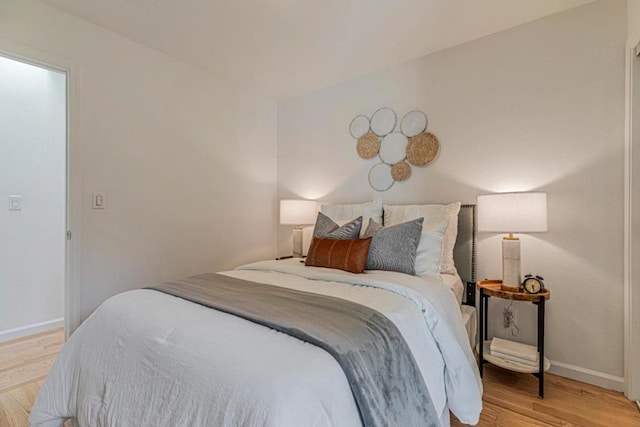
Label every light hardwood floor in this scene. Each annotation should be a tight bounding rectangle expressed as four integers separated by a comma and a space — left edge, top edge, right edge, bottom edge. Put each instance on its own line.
451, 364, 640, 426
1, 329, 639, 426
0, 329, 64, 427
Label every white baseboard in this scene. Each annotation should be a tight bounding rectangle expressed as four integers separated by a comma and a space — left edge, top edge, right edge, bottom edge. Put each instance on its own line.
550, 359, 625, 392
0, 318, 64, 343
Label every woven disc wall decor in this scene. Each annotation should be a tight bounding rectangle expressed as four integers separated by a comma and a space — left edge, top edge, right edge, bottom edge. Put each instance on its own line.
407, 132, 439, 166
391, 161, 411, 181
357, 132, 380, 159
350, 109, 439, 191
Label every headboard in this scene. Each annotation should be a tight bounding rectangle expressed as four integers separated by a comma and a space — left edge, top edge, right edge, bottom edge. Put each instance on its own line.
453, 204, 476, 306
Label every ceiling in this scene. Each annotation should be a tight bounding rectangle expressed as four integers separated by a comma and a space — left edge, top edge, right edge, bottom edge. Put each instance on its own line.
42, 0, 593, 99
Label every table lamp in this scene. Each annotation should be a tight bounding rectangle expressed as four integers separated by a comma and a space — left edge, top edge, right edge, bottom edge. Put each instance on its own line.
477, 192, 548, 291
280, 199, 317, 257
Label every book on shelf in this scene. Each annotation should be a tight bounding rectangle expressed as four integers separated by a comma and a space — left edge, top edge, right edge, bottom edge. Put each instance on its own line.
490, 337, 537, 362
490, 349, 539, 366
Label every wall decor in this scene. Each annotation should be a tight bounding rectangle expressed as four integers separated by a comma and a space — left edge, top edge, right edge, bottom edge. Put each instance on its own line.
349, 115, 370, 138
368, 163, 395, 192
357, 132, 380, 159
391, 161, 411, 181
370, 107, 397, 136
349, 108, 439, 191
400, 110, 428, 137
407, 132, 439, 166
379, 132, 408, 164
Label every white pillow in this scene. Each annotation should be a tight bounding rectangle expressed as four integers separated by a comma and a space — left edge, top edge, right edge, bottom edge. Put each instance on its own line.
413, 221, 448, 277
384, 202, 461, 275
321, 199, 382, 238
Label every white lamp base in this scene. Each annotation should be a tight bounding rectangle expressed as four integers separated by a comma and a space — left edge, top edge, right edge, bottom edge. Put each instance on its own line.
502, 238, 521, 291
292, 227, 304, 258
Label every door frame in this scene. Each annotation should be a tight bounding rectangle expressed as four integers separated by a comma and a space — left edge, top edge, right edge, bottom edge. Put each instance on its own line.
625, 28, 640, 401
0, 39, 81, 339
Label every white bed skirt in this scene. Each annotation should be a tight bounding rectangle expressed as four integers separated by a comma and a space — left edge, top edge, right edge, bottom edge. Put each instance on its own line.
461, 304, 477, 350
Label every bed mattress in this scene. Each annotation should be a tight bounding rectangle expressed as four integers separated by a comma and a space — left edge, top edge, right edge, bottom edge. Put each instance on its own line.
438, 274, 476, 348
461, 304, 477, 349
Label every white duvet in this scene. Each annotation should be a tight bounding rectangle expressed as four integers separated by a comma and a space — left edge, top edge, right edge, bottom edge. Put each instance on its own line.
31, 260, 482, 427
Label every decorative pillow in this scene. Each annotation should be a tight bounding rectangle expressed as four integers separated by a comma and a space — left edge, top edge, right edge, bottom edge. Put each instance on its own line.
414, 222, 448, 277
383, 202, 461, 275
305, 237, 373, 274
362, 218, 424, 275
313, 212, 362, 240
321, 199, 382, 238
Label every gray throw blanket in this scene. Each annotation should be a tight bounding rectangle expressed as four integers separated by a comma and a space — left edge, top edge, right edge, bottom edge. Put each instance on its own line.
149, 273, 438, 427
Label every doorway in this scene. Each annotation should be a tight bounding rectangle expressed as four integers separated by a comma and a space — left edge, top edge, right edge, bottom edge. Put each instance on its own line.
0, 54, 67, 342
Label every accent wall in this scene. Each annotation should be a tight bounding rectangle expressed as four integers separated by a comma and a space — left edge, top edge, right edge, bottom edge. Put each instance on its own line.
278, 0, 626, 389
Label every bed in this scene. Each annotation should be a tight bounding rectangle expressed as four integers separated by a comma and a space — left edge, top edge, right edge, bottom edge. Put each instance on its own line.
30, 203, 482, 427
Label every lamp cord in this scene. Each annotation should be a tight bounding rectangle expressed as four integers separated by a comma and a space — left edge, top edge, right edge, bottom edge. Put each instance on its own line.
503, 300, 520, 337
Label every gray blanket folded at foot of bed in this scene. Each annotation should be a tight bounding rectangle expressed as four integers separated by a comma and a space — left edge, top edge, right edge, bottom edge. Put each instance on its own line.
149, 273, 438, 427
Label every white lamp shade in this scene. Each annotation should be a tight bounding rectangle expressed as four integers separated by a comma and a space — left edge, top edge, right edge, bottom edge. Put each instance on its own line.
279, 200, 317, 225
477, 192, 548, 233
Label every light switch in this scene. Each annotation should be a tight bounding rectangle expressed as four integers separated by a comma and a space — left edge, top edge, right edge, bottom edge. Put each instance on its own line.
9, 195, 22, 211
92, 192, 105, 209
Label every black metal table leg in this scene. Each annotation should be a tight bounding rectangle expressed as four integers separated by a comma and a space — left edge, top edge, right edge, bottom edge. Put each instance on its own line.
478, 287, 484, 377
483, 293, 489, 338
537, 297, 545, 398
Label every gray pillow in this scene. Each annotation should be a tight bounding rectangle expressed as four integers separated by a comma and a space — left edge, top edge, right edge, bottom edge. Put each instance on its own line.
313, 212, 362, 239
363, 217, 424, 275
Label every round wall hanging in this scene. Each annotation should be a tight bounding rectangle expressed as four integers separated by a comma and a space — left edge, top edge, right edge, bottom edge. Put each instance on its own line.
350, 108, 439, 192
368, 163, 394, 192
379, 132, 408, 164
391, 161, 411, 181
407, 132, 439, 166
400, 111, 428, 137
349, 115, 370, 139
370, 107, 397, 137
356, 132, 380, 159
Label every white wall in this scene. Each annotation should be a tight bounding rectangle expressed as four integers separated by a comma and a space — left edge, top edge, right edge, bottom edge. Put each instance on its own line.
0, 0, 278, 323
278, 0, 626, 388
0, 55, 66, 337
630, 0, 640, 38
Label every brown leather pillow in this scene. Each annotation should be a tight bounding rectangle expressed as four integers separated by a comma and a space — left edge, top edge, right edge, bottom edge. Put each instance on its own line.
305, 237, 372, 274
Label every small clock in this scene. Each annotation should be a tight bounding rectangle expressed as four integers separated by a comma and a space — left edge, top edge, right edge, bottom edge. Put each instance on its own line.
523, 274, 545, 294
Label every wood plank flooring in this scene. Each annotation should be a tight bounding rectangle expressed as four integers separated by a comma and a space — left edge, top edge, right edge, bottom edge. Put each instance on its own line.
452, 364, 640, 426
1, 328, 639, 426
0, 329, 64, 427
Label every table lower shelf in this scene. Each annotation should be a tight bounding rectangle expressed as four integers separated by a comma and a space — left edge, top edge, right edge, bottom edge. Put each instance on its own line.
478, 340, 551, 374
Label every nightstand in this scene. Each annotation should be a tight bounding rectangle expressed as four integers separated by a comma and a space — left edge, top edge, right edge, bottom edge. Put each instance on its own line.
477, 279, 551, 398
